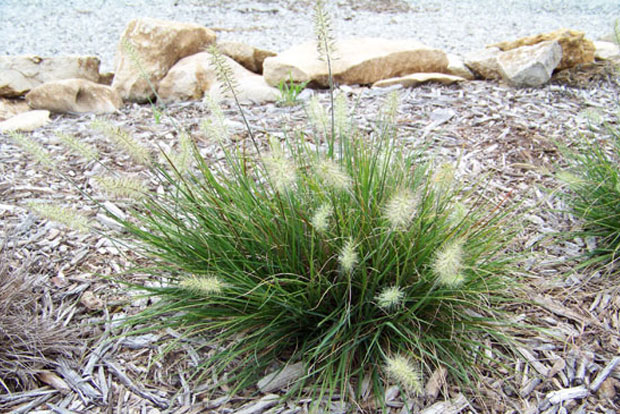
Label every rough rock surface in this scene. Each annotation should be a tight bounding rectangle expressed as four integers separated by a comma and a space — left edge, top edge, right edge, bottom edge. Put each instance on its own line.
98, 72, 114, 86
0, 109, 50, 132
498, 41, 562, 87
446, 54, 475, 80
263, 37, 448, 87
489, 29, 595, 70
373, 72, 465, 88
464, 47, 503, 80
157, 52, 279, 104
111, 18, 216, 103
217, 41, 276, 74
594, 41, 620, 61
0, 55, 101, 98
26, 78, 122, 114
0, 98, 30, 121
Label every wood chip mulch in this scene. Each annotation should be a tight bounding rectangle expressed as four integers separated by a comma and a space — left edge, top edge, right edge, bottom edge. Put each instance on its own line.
1, 63, 619, 413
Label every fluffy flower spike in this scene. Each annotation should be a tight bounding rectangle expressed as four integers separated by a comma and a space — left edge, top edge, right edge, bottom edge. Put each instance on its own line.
311, 203, 332, 233
432, 238, 466, 288
376, 286, 405, 310
316, 159, 351, 191
338, 238, 358, 273
385, 188, 418, 230
384, 354, 423, 395
28, 203, 90, 233
180, 275, 224, 296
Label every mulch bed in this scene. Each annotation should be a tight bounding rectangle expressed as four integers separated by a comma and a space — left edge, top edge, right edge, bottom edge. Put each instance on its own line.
1, 62, 619, 413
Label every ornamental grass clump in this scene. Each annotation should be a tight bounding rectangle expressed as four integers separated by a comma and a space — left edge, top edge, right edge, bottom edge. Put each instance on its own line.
116, 0, 522, 404
121, 95, 519, 400
556, 113, 620, 275
0, 241, 80, 393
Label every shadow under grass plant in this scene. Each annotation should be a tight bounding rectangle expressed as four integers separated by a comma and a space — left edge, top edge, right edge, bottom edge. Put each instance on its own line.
114, 0, 524, 407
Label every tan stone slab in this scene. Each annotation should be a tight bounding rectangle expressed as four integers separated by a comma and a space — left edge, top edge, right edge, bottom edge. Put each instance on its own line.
0, 98, 30, 121
26, 78, 122, 114
488, 28, 595, 70
263, 37, 448, 87
0, 55, 100, 98
373, 72, 466, 88
0, 110, 50, 132
112, 18, 216, 103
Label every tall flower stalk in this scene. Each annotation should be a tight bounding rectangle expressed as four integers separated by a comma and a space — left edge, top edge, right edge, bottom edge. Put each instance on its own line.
314, 0, 337, 153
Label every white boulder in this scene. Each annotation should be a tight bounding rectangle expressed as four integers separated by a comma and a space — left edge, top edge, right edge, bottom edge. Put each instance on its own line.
498, 40, 562, 87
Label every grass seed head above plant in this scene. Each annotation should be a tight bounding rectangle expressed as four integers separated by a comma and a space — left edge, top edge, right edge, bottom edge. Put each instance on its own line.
115, 0, 522, 405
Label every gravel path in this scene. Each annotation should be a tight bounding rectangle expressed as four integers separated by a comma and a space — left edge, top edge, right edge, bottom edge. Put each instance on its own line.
1, 0, 619, 72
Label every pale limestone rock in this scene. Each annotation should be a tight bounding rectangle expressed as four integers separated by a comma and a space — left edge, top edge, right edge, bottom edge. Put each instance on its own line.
446, 54, 475, 80
599, 32, 619, 42
0, 55, 100, 98
98, 72, 114, 86
0, 110, 50, 132
464, 47, 503, 80
26, 78, 122, 114
217, 41, 276, 74
373, 72, 465, 88
157, 52, 279, 104
593, 41, 620, 61
0, 98, 30, 121
498, 41, 562, 87
263, 37, 448, 87
210, 73, 280, 104
489, 29, 595, 70
112, 18, 216, 103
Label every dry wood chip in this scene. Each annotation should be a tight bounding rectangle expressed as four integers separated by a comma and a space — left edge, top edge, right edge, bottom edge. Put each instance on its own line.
203, 395, 230, 409
234, 394, 280, 414
0, 388, 57, 404
55, 360, 103, 406
424, 366, 447, 402
575, 352, 594, 385
531, 294, 592, 326
6, 392, 56, 414
418, 393, 469, 414
104, 359, 169, 409
548, 356, 567, 379
257, 362, 304, 393
545, 385, 589, 406
518, 347, 550, 377
80, 290, 103, 310
385, 385, 401, 405
38, 371, 71, 394
82, 337, 113, 377
520, 377, 542, 398
46, 402, 80, 414
590, 356, 620, 392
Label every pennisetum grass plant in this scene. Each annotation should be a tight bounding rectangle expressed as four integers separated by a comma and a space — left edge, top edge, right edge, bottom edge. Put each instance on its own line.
103, 0, 526, 408
556, 108, 620, 277
6, 0, 527, 409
